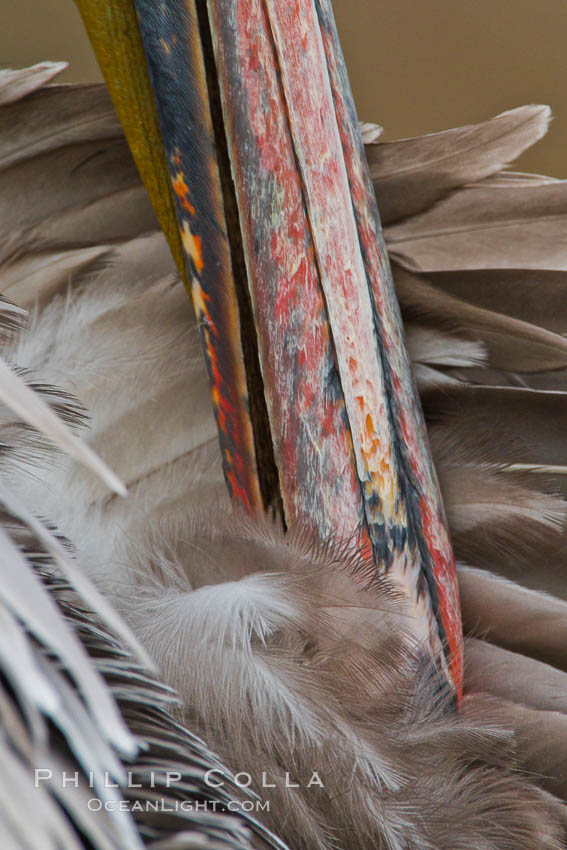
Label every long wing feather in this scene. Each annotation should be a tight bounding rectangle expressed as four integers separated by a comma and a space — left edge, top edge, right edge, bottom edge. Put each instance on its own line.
459, 567, 567, 672
0, 62, 67, 106
423, 384, 567, 467
367, 105, 550, 224
0, 85, 119, 172
395, 265, 567, 372
422, 268, 567, 334
466, 639, 567, 714
386, 180, 567, 272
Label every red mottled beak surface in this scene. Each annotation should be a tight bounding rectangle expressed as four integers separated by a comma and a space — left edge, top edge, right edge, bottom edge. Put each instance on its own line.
77, 0, 463, 700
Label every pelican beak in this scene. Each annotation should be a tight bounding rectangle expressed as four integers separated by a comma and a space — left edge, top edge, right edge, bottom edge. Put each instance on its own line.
75, 0, 463, 700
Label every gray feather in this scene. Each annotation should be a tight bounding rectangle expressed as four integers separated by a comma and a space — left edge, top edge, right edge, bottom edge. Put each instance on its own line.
0, 62, 67, 106
366, 105, 550, 224
459, 566, 567, 674
422, 268, 567, 335
386, 180, 567, 271
466, 639, 567, 715
0, 84, 120, 173
0, 140, 146, 263
424, 384, 567, 467
396, 264, 567, 372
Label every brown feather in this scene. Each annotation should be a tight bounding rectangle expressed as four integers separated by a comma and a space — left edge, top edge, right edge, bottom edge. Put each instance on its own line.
0, 139, 144, 261
466, 638, 567, 714
459, 566, 567, 673
423, 384, 567, 467
0, 62, 67, 106
421, 268, 567, 335
395, 264, 567, 372
365, 105, 550, 224
386, 180, 567, 272
113, 511, 566, 850
439, 465, 566, 566
491, 699, 567, 801
22, 185, 157, 256
0, 84, 120, 172
0, 247, 109, 308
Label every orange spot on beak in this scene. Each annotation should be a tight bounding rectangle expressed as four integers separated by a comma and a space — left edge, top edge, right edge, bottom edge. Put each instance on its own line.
181, 221, 204, 274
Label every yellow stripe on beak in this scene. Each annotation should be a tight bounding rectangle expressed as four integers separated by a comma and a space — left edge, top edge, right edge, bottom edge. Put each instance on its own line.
74, 0, 187, 287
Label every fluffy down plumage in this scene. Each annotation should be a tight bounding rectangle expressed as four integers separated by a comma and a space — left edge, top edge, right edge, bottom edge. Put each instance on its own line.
1, 63, 567, 849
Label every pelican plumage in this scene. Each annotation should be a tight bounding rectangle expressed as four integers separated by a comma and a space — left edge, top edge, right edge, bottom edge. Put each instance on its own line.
1, 3, 567, 848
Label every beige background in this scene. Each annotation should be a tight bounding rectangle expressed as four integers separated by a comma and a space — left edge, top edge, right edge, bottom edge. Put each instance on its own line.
1, 0, 566, 176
